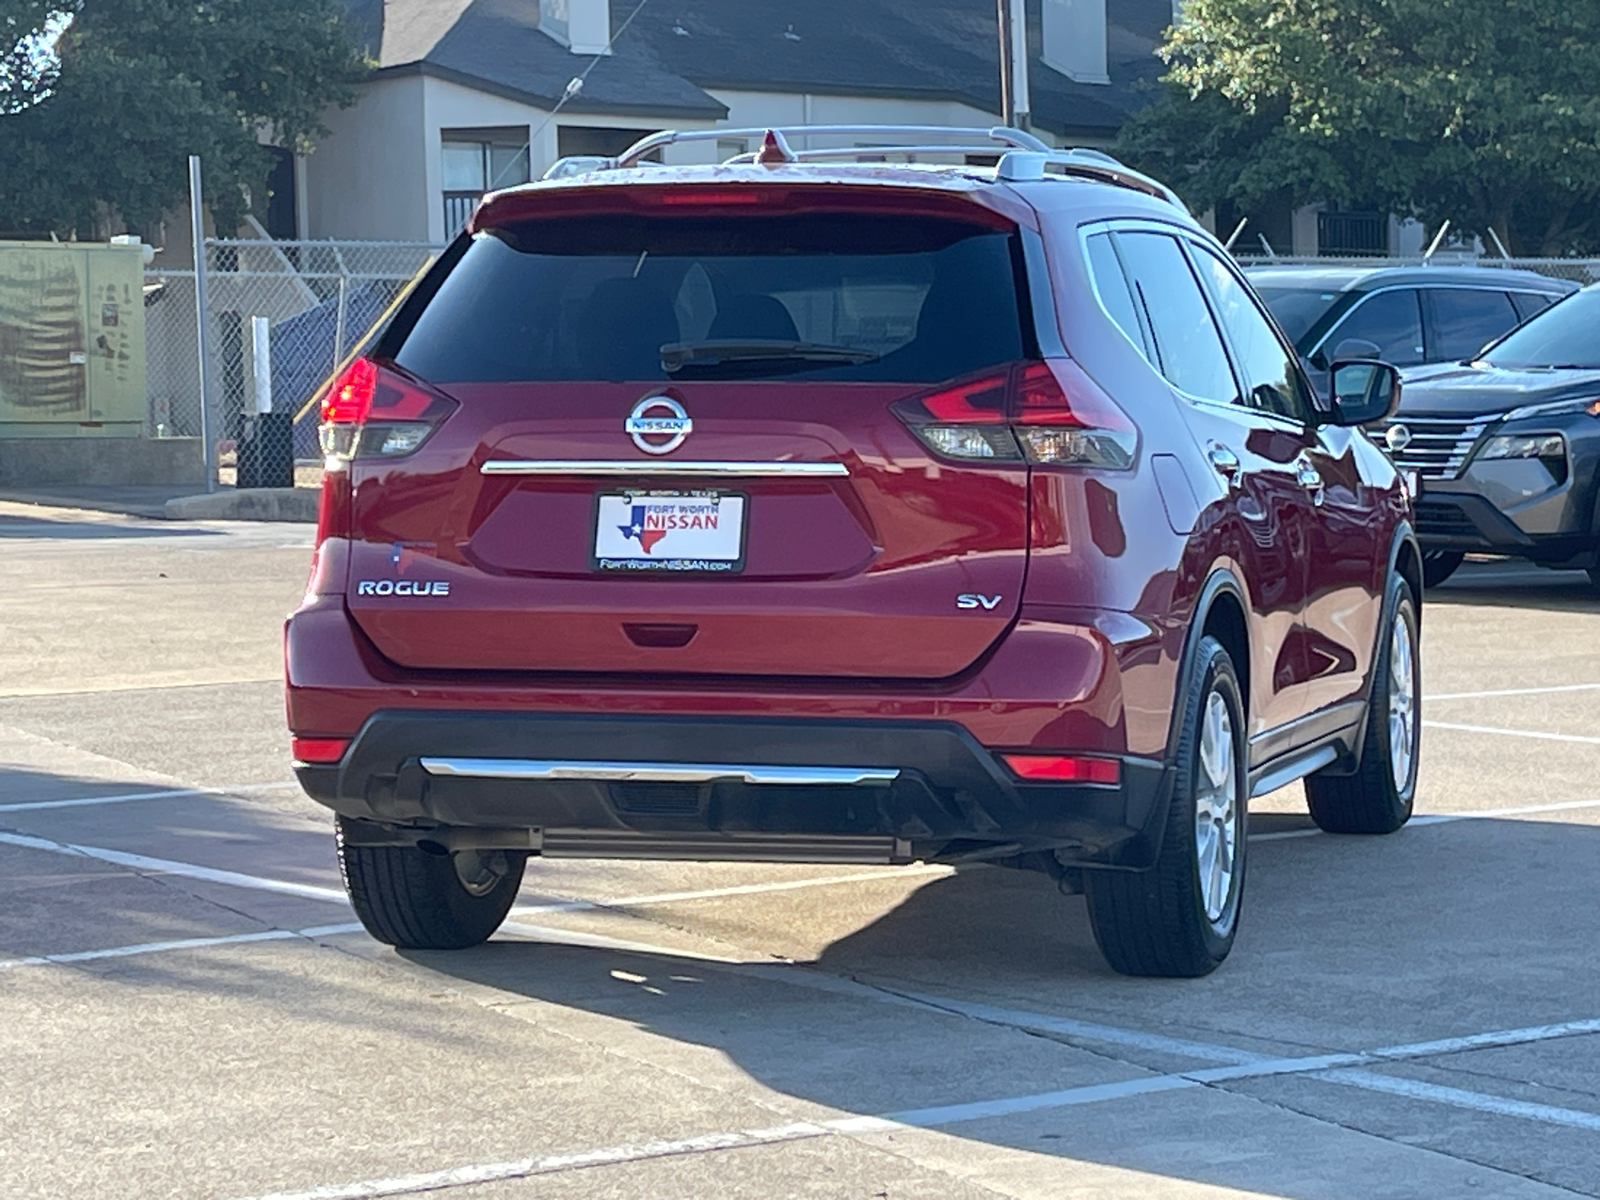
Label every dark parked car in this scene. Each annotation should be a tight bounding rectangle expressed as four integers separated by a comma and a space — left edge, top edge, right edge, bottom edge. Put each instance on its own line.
1376, 285, 1600, 587
1248, 265, 1577, 397
286, 126, 1423, 978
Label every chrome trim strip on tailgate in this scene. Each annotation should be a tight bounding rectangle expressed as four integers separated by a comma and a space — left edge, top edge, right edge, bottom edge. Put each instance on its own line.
479, 460, 849, 478
419, 758, 900, 786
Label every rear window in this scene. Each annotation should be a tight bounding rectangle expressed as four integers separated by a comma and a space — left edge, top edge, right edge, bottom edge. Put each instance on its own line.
388, 213, 1026, 384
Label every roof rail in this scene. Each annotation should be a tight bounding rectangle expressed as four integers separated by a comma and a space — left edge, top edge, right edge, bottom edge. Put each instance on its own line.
615, 125, 1049, 167
996, 149, 1186, 210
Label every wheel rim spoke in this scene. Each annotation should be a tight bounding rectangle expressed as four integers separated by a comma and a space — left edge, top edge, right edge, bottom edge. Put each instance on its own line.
1194, 689, 1238, 924
1387, 608, 1417, 792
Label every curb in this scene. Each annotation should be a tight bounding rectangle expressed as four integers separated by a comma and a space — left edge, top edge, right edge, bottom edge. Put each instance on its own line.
164, 488, 319, 523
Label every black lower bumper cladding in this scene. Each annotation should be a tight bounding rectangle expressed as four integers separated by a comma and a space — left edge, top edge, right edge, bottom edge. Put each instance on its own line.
296, 711, 1172, 867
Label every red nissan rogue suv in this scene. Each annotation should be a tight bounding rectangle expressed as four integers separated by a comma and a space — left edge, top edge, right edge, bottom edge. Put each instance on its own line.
286, 127, 1422, 977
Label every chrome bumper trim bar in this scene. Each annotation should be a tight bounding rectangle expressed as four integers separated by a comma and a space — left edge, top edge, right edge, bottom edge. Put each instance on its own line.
479, 460, 849, 478
419, 758, 901, 786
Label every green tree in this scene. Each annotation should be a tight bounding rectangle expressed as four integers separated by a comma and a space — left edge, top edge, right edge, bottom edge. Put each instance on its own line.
0, 0, 366, 238
1119, 0, 1600, 255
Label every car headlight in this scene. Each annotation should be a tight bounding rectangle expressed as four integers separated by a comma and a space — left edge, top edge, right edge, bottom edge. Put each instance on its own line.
1502, 396, 1600, 421
1478, 433, 1566, 461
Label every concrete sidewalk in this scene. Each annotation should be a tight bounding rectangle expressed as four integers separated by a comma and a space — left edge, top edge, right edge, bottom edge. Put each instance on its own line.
0, 484, 318, 522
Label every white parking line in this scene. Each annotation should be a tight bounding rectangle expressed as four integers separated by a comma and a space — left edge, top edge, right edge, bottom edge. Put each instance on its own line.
10, 823, 1600, 1183
0, 923, 365, 971
1424, 720, 1600, 746
0, 830, 349, 903
1250, 796, 1600, 842
235, 1014, 1600, 1200
1426, 682, 1600, 702
0, 782, 300, 813
1316, 1069, 1600, 1132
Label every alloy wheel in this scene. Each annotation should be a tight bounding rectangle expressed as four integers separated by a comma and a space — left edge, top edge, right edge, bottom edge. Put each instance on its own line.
1194, 690, 1239, 925
453, 848, 512, 897
1388, 609, 1418, 792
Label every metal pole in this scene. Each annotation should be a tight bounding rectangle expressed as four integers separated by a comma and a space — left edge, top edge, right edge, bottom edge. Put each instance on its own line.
1009, 0, 1031, 132
333, 274, 349, 372
188, 155, 217, 493
997, 0, 1014, 126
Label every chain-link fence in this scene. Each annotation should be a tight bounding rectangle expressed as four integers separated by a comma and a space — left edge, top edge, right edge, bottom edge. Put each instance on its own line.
141, 241, 1600, 490
143, 239, 442, 488
1231, 254, 1600, 286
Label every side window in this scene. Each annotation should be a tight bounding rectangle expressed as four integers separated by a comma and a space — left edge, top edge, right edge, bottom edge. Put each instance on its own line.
1511, 291, 1554, 321
1425, 288, 1519, 362
1192, 245, 1314, 422
1323, 289, 1425, 366
1084, 232, 1151, 359
1113, 231, 1238, 405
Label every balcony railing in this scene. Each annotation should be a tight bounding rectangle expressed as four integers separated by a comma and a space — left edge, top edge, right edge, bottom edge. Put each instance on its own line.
444, 191, 481, 232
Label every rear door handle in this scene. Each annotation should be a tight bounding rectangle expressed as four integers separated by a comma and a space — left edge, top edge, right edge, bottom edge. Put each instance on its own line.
1208, 443, 1242, 485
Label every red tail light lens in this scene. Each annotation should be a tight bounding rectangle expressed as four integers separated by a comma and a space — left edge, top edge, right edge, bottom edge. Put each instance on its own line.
1002, 753, 1121, 784
892, 361, 1136, 468
291, 736, 350, 764
318, 359, 456, 463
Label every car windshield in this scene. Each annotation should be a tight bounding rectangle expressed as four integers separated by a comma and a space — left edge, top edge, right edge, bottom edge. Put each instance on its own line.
1253, 286, 1343, 344
1480, 288, 1600, 370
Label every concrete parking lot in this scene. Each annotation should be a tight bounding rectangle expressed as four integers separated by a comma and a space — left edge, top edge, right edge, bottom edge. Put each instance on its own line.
3, 498, 1599, 1199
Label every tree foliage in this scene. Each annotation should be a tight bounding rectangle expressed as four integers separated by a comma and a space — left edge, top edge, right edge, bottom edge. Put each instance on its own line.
0, 0, 366, 238
1119, 0, 1600, 255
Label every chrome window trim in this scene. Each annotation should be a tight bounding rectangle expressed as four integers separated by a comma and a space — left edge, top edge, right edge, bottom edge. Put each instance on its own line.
420, 758, 901, 786
1076, 218, 1247, 411
479, 460, 850, 478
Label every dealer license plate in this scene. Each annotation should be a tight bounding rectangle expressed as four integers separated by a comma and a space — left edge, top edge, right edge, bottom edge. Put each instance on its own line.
592, 490, 747, 573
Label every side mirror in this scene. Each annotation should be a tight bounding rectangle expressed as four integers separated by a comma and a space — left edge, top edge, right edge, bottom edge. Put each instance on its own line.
1328, 359, 1402, 426
1331, 337, 1381, 362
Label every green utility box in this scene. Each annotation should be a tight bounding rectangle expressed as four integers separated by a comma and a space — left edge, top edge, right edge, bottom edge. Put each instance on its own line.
0, 240, 147, 438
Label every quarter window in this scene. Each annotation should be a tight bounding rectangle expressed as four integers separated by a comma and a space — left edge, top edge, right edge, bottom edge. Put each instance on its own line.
1110, 231, 1238, 405
1084, 232, 1151, 358
1192, 245, 1313, 422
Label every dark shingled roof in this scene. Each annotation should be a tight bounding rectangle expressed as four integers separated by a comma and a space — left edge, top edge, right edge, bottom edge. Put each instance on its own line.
345, 0, 1172, 136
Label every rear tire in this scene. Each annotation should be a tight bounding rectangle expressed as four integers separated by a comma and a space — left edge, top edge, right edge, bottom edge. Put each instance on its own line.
337, 817, 526, 949
1084, 637, 1247, 978
1422, 550, 1463, 588
1304, 575, 1419, 834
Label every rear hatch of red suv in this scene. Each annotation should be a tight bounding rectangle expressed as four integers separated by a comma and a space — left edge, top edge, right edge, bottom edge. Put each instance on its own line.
333, 179, 1041, 681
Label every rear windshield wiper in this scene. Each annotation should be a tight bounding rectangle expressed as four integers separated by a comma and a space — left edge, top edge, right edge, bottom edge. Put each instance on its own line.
661, 339, 880, 373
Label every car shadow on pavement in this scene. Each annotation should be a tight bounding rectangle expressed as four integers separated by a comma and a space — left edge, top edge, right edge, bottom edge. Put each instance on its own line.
1427, 564, 1596, 612
409, 813, 1600, 1197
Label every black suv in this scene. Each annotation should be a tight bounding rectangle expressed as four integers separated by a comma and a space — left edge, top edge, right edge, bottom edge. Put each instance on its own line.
1249, 265, 1576, 397
1376, 285, 1600, 587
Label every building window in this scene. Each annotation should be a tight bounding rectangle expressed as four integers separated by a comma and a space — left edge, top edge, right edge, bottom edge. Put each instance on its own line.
557, 125, 662, 160
1318, 211, 1388, 257
441, 128, 530, 231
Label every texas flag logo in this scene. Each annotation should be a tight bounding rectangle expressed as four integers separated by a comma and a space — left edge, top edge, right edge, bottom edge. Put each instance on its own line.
618, 505, 669, 554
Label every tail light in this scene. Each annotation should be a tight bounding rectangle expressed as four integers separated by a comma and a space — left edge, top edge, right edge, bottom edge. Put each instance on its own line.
892, 360, 1136, 469
307, 360, 455, 593
318, 358, 457, 463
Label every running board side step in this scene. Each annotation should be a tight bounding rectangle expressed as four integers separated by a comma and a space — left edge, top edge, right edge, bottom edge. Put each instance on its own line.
419, 758, 901, 787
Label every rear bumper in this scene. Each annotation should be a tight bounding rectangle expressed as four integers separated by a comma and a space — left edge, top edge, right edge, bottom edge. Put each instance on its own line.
286, 593, 1178, 865
296, 709, 1171, 866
